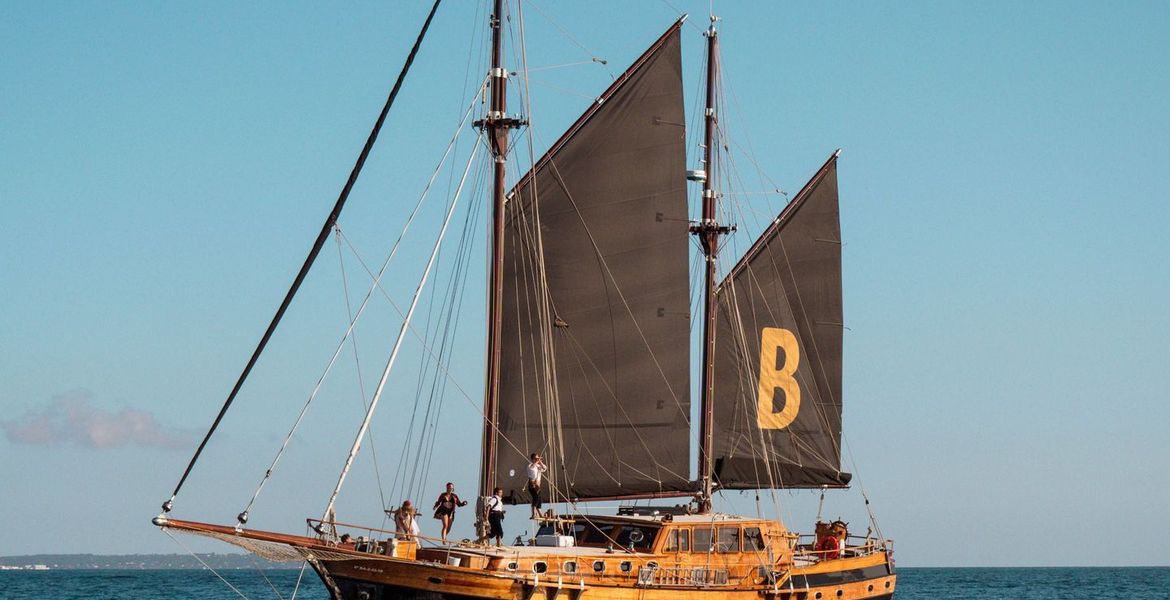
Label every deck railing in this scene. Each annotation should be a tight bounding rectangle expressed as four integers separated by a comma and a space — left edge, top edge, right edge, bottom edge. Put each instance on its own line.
791, 535, 892, 563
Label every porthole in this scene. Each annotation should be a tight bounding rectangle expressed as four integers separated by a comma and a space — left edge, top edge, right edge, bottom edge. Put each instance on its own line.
646, 561, 658, 569
868, 585, 874, 592
885, 581, 892, 588
836, 591, 843, 597
563, 561, 577, 574
814, 593, 822, 599
506, 561, 518, 571
619, 561, 633, 573
592, 560, 606, 573
533, 561, 548, 574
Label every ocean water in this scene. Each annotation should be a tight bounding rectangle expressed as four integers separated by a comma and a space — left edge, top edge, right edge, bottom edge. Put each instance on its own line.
1, 567, 1168, 599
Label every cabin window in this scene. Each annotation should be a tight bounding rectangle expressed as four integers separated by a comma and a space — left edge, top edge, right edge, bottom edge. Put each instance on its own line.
665, 528, 690, 552
573, 521, 658, 551
716, 527, 740, 553
574, 522, 617, 546
506, 562, 518, 571
692, 527, 715, 553
592, 560, 606, 573
619, 561, 633, 573
563, 561, 577, 574
615, 525, 657, 551
744, 527, 766, 551
533, 562, 548, 574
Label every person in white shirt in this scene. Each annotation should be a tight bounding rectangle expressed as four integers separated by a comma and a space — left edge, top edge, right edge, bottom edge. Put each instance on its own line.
484, 487, 505, 546
526, 453, 548, 519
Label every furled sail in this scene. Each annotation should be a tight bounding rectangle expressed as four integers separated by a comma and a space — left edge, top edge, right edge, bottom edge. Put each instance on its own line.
494, 22, 693, 501
711, 152, 851, 489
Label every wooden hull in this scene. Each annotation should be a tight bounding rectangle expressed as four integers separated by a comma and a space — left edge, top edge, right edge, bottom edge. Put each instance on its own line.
156, 518, 895, 600
310, 552, 895, 600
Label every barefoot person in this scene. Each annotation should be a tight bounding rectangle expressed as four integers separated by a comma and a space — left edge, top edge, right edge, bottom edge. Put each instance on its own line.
432, 482, 468, 544
526, 453, 547, 519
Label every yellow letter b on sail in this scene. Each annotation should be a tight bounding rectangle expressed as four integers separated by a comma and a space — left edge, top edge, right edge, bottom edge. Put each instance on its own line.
757, 327, 800, 430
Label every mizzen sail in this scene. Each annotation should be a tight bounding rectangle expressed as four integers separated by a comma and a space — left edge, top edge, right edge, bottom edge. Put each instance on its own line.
494, 22, 692, 502
711, 152, 851, 489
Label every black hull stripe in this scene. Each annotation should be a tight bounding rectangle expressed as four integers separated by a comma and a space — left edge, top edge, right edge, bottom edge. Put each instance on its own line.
331, 578, 485, 600
790, 564, 893, 588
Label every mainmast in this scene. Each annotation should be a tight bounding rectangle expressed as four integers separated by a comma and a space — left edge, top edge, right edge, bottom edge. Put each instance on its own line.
693, 16, 730, 513
478, 0, 522, 501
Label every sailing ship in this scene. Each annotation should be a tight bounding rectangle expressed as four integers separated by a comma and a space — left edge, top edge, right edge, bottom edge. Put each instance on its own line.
153, 3, 897, 599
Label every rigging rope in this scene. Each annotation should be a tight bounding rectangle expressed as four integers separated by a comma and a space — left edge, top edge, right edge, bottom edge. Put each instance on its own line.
320, 137, 482, 524
250, 554, 285, 600
163, 0, 444, 512
333, 230, 531, 463
335, 227, 386, 513
289, 561, 308, 600
163, 529, 251, 600
231, 77, 486, 526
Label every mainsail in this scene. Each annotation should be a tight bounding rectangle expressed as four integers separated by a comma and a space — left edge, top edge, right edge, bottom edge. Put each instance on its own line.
711, 153, 851, 489
494, 23, 692, 501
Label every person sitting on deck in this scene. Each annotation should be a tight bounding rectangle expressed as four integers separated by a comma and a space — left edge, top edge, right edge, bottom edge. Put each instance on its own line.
814, 520, 847, 560
484, 487, 505, 547
815, 523, 840, 560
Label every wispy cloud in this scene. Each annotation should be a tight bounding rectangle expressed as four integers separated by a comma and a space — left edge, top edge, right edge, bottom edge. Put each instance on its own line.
2, 390, 194, 450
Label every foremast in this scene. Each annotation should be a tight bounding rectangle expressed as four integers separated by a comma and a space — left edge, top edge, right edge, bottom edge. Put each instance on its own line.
478, 0, 522, 504
693, 16, 731, 514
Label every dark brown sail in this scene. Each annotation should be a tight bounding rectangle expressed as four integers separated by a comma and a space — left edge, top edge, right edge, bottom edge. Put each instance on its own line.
494, 22, 693, 502
711, 152, 851, 489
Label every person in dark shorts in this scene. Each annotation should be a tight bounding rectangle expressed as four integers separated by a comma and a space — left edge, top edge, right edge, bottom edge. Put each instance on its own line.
526, 452, 547, 519
484, 487, 505, 546
432, 482, 468, 544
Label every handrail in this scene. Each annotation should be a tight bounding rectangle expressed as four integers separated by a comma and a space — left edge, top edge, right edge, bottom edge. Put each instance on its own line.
790, 536, 893, 561
306, 518, 487, 549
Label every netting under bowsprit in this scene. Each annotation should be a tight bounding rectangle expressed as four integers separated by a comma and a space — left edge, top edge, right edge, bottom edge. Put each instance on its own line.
171, 527, 361, 563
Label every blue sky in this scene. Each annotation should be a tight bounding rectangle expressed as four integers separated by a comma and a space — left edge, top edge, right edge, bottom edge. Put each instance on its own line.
2, 1, 1168, 567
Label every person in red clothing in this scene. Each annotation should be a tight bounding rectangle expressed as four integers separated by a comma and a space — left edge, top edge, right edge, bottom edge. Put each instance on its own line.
815, 532, 840, 560
432, 482, 468, 544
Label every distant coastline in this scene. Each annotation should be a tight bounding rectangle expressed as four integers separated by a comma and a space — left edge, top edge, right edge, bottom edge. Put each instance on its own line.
0, 553, 284, 570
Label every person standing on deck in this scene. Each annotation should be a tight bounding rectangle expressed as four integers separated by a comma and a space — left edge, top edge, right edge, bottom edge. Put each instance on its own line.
526, 452, 547, 519
484, 487, 505, 547
432, 482, 468, 544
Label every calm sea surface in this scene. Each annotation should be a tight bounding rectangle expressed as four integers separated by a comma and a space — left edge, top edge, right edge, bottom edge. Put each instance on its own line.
1, 567, 1168, 599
